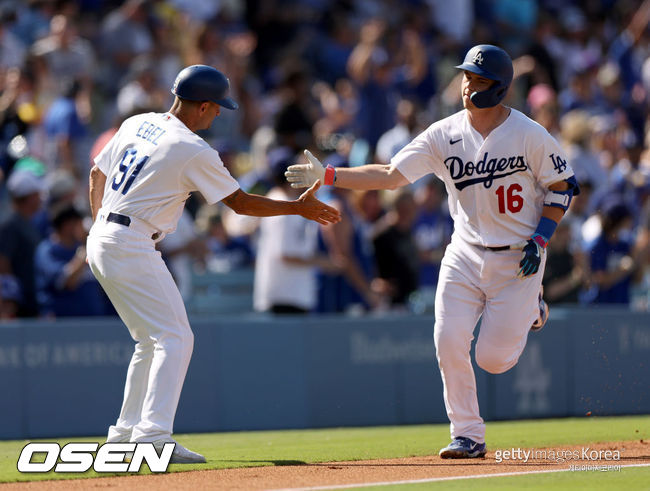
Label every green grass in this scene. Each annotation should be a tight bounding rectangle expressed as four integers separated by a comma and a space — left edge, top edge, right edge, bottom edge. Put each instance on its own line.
0, 415, 648, 484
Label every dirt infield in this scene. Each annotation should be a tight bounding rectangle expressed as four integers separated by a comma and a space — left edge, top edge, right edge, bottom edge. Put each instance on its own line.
4, 440, 649, 490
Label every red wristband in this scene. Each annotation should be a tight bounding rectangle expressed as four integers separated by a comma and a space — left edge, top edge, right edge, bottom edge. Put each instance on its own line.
324, 165, 336, 185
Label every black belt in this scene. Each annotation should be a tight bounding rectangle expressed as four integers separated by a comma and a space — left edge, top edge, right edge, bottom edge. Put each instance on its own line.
107, 212, 131, 227
485, 245, 510, 251
106, 212, 160, 240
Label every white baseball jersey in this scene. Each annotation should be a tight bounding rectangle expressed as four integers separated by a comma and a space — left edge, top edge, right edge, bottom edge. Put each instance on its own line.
253, 187, 320, 311
391, 108, 575, 247
94, 112, 240, 234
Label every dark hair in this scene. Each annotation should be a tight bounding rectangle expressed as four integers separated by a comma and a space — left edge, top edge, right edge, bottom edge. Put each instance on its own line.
51, 204, 82, 231
600, 201, 632, 235
267, 147, 295, 186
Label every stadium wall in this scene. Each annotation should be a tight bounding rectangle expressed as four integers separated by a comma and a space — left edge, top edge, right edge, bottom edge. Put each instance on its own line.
0, 309, 647, 439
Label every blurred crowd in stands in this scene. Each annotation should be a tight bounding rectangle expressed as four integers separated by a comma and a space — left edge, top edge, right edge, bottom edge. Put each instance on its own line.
1, 0, 650, 320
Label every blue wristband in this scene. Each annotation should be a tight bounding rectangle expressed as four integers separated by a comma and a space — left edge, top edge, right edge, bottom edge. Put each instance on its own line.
534, 216, 558, 245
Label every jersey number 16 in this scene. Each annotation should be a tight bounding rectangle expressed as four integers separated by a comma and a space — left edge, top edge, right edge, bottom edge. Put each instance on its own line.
495, 183, 523, 214
111, 148, 149, 195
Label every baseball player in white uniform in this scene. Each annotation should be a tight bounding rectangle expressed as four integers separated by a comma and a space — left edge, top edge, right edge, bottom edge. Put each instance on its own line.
87, 65, 340, 463
286, 45, 579, 458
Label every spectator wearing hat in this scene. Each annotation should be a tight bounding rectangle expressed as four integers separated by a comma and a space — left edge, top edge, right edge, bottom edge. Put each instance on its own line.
28, 168, 79, 239
45, 168, 78, 207
588, 200, 640, 304
0, 170, 45, 317
34, 204, 107, 317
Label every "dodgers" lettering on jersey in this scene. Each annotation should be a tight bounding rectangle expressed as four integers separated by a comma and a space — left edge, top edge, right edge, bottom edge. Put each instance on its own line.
444, 152, 527, 190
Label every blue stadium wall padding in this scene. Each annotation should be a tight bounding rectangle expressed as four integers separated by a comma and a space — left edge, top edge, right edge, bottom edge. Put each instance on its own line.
0, 308, 647, 439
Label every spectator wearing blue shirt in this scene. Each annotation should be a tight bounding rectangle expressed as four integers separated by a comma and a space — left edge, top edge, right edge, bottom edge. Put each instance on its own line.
0, 170, 44, 317
316, 152, 385, 313
413, 177, 453, 289
42, 78, 87, 176
34, 204, 107, 317
589, 201, 639, 304
347, 19, 398, 150
196, 206, 253, 274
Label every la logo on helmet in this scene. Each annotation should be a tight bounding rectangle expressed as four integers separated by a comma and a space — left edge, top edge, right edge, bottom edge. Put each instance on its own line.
473, 52, 484, 65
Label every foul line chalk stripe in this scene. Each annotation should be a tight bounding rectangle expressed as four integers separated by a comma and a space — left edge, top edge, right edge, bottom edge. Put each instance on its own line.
269, 462, 650, 491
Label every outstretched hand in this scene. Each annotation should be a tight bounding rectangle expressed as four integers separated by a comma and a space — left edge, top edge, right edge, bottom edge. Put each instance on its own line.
285, 150, 326, 189
296, 181, 341, 225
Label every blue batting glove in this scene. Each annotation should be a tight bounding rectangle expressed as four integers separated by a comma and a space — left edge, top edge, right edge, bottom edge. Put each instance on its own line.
518, 234, 546, 278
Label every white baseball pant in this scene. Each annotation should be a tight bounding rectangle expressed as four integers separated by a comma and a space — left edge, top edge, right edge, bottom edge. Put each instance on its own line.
434, 236, 545, 443
86, 214, 193, 443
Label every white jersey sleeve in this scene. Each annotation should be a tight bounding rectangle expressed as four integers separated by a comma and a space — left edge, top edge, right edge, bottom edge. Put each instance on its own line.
525, 128, 575, 189
389, 124, 447, 183
181, 148, 240, 205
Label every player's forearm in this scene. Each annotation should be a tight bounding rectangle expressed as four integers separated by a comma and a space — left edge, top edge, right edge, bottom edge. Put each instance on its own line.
333, 164, 409, 191
224, 187, 340, 225
225, 191, 299, 217
541, 205, 565, 224
89, 166, 106, 221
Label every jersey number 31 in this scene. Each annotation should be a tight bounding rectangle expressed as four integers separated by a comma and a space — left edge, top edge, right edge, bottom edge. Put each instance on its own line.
112, 148, 149, 195
495, 183, 523, 214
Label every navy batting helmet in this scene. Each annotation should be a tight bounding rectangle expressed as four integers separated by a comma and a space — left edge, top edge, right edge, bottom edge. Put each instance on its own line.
455, 45, 513, 108
171, 65, 238, 110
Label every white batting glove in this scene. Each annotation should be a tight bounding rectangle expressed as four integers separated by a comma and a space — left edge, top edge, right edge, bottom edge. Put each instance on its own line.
285, 150, 326, 189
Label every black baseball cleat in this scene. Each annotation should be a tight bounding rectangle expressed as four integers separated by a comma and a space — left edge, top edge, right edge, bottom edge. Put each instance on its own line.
531, 286, 549, 332
439, 437, 487, 459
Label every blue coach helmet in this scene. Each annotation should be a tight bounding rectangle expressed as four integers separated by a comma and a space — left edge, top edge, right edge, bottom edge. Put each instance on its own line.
455, 44, 513, 108
171, 65, 238, 110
